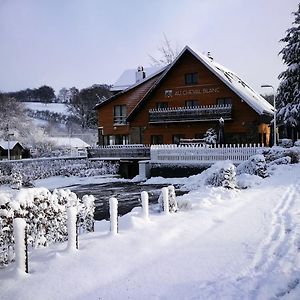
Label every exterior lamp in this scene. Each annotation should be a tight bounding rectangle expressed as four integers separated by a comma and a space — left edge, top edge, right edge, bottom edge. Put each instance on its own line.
261, 85, 276, 146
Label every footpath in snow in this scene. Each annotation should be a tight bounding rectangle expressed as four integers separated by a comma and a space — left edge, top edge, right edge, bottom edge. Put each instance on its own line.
1, 164, 300, 299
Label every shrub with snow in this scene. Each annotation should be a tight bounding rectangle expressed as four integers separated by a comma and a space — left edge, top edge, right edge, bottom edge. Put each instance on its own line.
0, 158, 119, 186
279, 138, 293, 148
236, 155, 268, 178
205, 162, 237, 189
182, 161, 237, 191
158, 185, 178, 213
0, 188, 95, 267
263, 147, 299, 164
203, 128, 217, 145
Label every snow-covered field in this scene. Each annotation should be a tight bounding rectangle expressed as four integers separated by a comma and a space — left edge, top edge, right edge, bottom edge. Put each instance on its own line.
1, 164, 300, 299
24, 102, 70, 115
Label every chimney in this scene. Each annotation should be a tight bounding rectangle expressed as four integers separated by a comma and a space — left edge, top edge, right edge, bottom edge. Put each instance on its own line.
135, 66, 146, 83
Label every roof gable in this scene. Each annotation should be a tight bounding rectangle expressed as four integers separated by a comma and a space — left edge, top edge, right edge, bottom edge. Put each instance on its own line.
110, 66, 163, 92
94, 67, 166, 110
127, 46, 274, 121
0, 140, 24, 150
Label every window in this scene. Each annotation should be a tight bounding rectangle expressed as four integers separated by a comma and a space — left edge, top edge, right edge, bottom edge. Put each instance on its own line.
185, 72, 198, 85
185, 100, 199, 107
217, 98, 232, 105
164, 90, 173, 97
156, 102, 168, 109
172, 134, 185, 145
151, 135, 163, 144
104, 135, 129, 145
114, 105, 127, 124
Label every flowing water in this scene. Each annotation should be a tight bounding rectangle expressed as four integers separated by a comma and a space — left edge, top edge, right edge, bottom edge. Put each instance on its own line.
66, 181, 186, 220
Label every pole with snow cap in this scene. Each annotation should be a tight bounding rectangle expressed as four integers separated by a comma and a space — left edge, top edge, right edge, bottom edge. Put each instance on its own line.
13, 218, 28, 273
141, 191, 149, 220
162, 187, 170, 215
67, 206, 78, 251
109, 197, 118, 234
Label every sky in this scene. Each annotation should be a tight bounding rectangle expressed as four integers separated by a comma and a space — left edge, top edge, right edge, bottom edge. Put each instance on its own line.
0, 0, 298, 95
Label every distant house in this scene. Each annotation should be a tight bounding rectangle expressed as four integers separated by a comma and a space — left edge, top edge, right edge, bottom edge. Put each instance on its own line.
95, 46, 274, 146
0, 140, 25, 160
48, 137, 90, 156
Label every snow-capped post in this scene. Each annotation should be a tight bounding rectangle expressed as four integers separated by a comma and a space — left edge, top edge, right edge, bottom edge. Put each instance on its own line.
109, 197, 118, 235
67, 206, 78, 251
162, 187, 170, 215
13, 218, 28, 273
141, 191, 149, 220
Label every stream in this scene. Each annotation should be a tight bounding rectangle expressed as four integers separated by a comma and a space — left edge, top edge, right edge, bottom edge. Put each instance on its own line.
66, 181, 186, 220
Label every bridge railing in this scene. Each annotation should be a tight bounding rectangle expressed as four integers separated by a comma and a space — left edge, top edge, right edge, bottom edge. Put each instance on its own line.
88, 145, 151, 158
150, 144, 267, 164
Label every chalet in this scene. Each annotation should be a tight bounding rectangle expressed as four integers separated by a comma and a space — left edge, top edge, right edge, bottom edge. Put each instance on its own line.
95, 46, 274, 146
0, 140, 25, 160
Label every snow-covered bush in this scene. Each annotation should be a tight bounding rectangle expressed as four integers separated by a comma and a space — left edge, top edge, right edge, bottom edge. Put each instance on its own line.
205, 162, 237, 189
0, 158, 119, 186
182, 161, 237, 191
294, 140, 300, 147
0, 188, 95, 267
268, 156, 292, 166
263, 147, 299, 164
158, 185, 178, 213
203, 128, 217, 145
279, 138, 293, 148
236, 154, 268, 178
10, 171, 23, 190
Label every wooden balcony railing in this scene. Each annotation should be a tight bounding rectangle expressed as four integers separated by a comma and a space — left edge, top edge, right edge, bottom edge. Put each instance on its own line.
149, 104, 232, 123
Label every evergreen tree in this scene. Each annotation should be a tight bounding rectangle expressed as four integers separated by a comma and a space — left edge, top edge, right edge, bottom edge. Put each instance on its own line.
276, 3, 300, 134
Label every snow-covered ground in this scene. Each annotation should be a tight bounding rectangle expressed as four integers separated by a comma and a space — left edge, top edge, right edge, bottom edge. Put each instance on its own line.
24, 102, 70, 115
1, 164, 300, 299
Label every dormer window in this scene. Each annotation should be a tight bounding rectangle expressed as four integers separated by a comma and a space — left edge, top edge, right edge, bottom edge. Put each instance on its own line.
185, 72, 198, 85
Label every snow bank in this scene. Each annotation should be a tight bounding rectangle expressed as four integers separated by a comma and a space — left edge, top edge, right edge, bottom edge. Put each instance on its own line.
182, 161, 236, 191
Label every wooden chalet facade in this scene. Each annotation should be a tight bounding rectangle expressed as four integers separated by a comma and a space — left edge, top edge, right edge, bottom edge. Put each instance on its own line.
95, 46, 274, 146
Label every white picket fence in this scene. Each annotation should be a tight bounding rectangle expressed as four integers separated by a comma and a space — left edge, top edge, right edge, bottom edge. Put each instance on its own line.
150, 144, 267, 164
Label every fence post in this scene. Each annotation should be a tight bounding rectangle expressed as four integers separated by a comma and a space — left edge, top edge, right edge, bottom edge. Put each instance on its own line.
109, 197, 118, 235
141, 191, 149, 220
67, 206, 78, 251
13, 218, 28, 273
162, 187, 169, 215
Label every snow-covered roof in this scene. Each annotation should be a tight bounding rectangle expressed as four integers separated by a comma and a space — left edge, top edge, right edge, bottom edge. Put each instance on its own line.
127, 46, 274, 121
187, 47, 274, 115
0, 140, 23, 150
48, 137, 90, 148
111, 66, 164, 92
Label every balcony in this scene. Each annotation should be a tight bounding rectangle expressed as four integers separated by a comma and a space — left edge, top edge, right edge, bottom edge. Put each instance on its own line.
149, 104, 232, 123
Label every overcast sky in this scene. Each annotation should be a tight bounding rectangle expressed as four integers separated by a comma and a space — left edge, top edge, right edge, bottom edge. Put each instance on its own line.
0, 0, 298, 95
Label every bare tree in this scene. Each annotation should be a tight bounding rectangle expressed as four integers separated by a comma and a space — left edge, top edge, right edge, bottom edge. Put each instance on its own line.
149, 34, 180, 66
